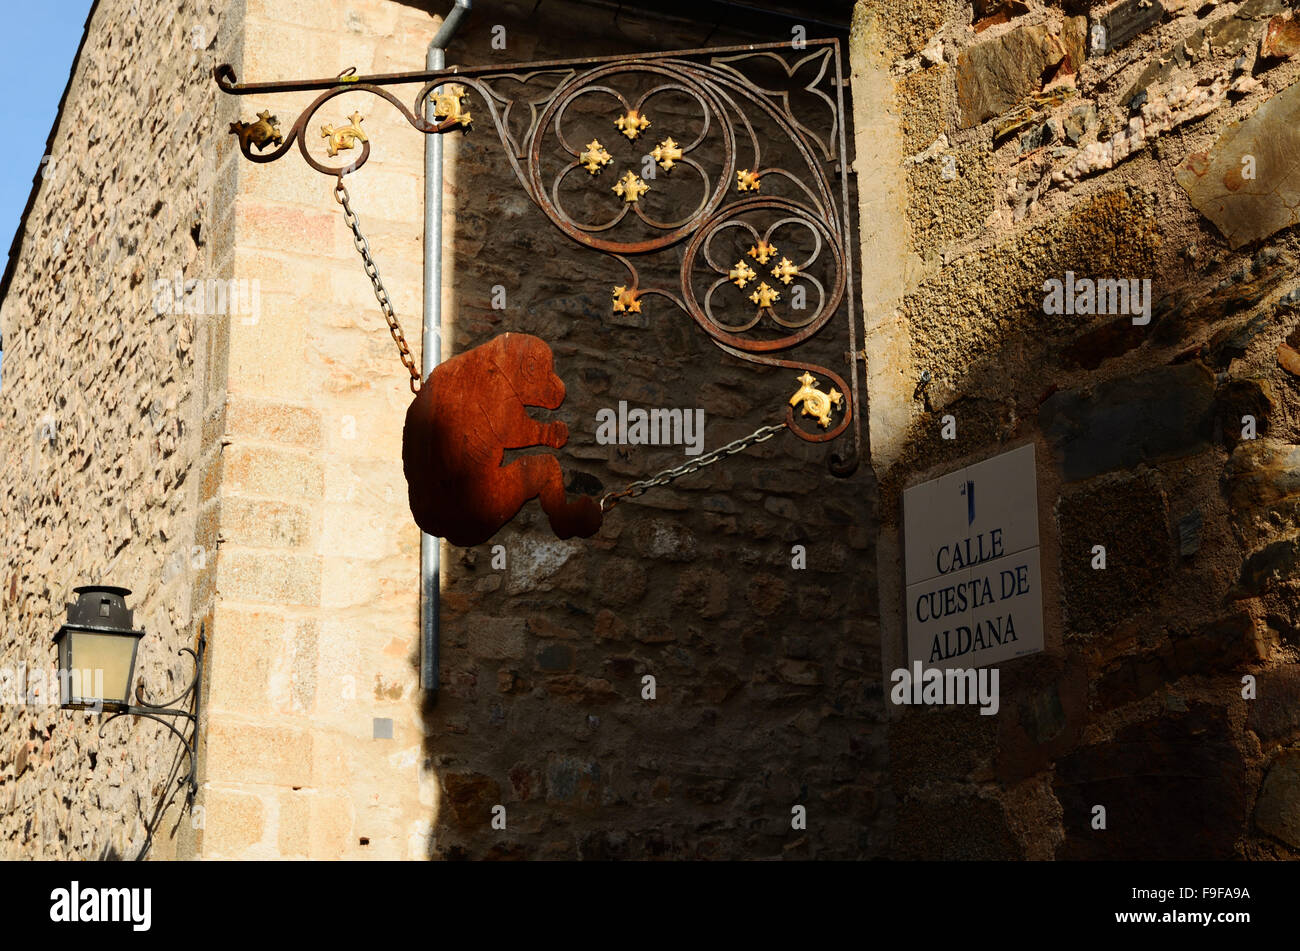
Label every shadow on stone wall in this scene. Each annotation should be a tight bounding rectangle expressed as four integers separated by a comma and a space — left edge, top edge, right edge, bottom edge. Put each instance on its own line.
412, 2, 887, 860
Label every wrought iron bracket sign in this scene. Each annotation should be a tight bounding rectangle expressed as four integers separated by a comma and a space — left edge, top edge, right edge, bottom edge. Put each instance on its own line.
215, 39, 862, 542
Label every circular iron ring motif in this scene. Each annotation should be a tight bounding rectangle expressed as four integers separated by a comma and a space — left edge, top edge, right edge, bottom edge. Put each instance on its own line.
527, 62, 736, 255
700, 216, 826, 334
548, 82, 715, 233
682, 196, 845, 353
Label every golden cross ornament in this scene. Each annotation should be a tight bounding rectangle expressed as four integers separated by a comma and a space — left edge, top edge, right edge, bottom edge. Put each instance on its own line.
750, 282, 781, 308
789, 371, 844, 428
729, 260, 757, 288
612, 285, 642, 313
651, 137, 684, 171
580, 139, 612, 174
614, 109, 651, 140
748, 240, 778, 265
612, 171, 650, 203
771, 257, 800, 285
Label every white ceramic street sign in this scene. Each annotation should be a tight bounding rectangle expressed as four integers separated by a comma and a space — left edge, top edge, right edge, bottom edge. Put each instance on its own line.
903, 444, 1044, 670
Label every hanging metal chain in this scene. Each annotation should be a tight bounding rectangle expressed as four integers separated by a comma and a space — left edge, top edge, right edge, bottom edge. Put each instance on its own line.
599, 422, 788, 512
333, 177, 423, 393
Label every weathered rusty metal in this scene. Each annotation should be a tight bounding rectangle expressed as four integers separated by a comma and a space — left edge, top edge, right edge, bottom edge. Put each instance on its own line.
716, 343, 854, 452
600, 422, 788, 513
402, 333, 602, 546
334, 179, 422, 392
215, 39, 863, 475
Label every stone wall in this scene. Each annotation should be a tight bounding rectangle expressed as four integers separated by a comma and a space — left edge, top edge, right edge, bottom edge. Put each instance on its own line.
0, 0, 236, 859
0, 0, 452, 862
197, 0, 446, 860
854, 0, 1300, 858
426, 1, 885, 860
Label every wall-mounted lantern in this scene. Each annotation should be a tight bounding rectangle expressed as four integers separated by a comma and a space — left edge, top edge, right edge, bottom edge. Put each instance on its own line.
53, 585, 144, 711
53, 585, 204, 801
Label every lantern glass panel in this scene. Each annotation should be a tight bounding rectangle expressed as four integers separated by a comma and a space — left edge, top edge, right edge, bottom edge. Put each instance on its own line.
62, 629, 140, 708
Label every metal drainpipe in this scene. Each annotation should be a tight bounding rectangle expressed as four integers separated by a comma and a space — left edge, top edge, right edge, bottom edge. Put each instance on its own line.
421, 0, 472, 694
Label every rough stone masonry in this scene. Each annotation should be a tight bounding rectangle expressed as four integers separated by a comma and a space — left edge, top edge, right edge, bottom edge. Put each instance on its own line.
861, 0, 1300, 858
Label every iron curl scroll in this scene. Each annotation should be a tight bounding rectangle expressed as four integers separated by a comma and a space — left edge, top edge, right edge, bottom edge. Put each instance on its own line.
95, 630, 205, 861
214, 39, 861, 475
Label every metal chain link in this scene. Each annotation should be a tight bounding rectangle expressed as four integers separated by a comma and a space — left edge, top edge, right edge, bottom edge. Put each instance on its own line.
599, 422, 788, 512
334, 178, 422, 393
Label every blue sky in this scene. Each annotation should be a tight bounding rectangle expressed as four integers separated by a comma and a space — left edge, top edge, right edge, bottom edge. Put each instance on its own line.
0, 3, 95, 264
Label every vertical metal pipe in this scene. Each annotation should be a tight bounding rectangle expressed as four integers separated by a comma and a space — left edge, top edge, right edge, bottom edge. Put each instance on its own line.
421, 0, 472, 694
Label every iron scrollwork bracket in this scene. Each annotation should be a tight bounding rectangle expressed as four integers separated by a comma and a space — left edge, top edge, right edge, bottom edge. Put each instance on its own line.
214, 39, 862, 476
98, 630, 205, 860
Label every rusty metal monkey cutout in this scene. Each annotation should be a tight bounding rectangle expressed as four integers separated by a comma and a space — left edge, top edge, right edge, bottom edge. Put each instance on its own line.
402, 332, 603, 547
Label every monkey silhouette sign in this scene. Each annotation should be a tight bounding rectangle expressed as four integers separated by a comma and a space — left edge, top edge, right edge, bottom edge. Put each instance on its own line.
402, 333, 602, 546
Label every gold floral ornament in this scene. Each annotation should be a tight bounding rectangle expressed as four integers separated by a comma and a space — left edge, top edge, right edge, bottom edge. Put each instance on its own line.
580, 139, 613, 175
321, 112, 368, 157
229, 110, 282, 152
736, 169, 762, 191
651, 137, 684, 171
729, 260, 757, 289
612, 171, 650, 203
612, 285, 642, 313
615, 109, 651, 140
789, 371, 844, 429
771, 257, 800, 285
748, 240, 778, 265
750, 282, 781, 308
431, 83, 473, 129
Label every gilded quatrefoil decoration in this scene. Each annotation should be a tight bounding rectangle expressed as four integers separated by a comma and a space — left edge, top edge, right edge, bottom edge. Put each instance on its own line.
651, 137, 683, 171
580, 139, 613, 174
322, 112, 367, 157
736, 169, 762, 192
612, 171, 650, 203
729, 260, 757, 288
230, 110, 282, 152
789, 371, 844, 429
615, 108, 651, 140
431, 83, 472, 129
